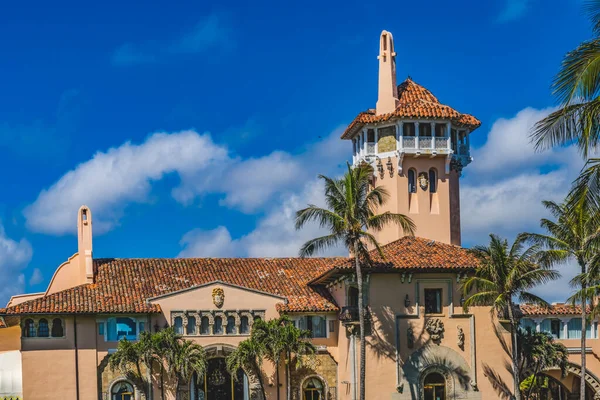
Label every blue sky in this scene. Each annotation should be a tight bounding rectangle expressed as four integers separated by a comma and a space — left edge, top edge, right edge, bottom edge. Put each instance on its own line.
0, 0, 592, 303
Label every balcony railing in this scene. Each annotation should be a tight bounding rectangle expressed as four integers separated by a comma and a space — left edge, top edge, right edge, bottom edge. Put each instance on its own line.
366, 143, 376, 155
339, 306, 371, 324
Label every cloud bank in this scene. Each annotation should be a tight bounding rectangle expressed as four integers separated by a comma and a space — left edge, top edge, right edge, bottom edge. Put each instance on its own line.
0, 225, 33, 305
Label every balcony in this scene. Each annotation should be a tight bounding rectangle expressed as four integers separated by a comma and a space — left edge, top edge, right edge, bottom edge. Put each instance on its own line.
339, 306, 370, 324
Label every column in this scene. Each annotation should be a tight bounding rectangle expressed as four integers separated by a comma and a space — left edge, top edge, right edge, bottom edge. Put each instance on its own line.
535, 320, 541, 333
397, 122, 403, 150
362, 129, 367, 157
430, 122, 435, 150
466, 130, 471, 151
352, 139, 356, 164
415, 122, 420, 150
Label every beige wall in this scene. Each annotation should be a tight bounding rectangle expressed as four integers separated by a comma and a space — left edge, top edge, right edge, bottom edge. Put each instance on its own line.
370, 155, 461, 247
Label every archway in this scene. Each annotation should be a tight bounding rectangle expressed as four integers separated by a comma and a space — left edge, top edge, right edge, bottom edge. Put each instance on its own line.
190, 358, 249, 400
423, 372, 445, 400
543, 363, 600, 399
110, 380, 135, 400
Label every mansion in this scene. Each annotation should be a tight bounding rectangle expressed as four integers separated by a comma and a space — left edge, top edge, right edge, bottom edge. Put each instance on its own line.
2, 30, 600, 400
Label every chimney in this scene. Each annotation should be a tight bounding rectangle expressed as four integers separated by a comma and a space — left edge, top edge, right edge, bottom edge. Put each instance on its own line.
77, 205, 93, 284
376, 30, 398, 116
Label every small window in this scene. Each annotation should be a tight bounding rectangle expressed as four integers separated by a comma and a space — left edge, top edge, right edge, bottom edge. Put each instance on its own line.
98, 322, 105, 336
174, 317, 183, 335
23, 319, 36, 338
139, 321, 145, 333
299, 316, 327, 338
424, 289, 442, 314
226, 316, 236, 334
107, 317, 138, 341
214, 316, 223, 335
435, 124, 446, 138
408, 169, 417, 193
51, 318, 64, 337
367, 129, 375, 143
429, 169, 437, 193
38, 319, 49, 337
200, 317, 210, 335
420, 123, 432, 137
240, 316, 250, 334
303, 377, 325, 400
347, 286, 359, 307
403, 123, 415, 137
186, 317, 196, 335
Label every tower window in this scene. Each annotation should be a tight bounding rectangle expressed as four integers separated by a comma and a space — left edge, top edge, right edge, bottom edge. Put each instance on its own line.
408, 169, 416, 193
420, 123, 432, 137
435, 124, 446, 137
429, 169, 437, 193
367, 129, 375, 142
403, 123, 415, 137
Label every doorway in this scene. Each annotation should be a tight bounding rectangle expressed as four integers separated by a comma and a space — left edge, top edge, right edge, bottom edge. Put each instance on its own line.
423, 372, 445, 400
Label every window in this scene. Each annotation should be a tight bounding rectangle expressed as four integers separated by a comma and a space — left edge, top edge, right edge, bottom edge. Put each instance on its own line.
107, 317, 138, 341
200, 317, 210, 335
298, 316, 327, 338
186, 317, 196, 335
424, 372, 445, 400
226, 316, 236, 334
139, 321, 145, 333
347, 286, 359, 307
519, 318, 536, 332
214, 316, 223, 335
408, 169, 416, 193
329, 320, 335, 333
424, 289, 442, 314
429, 169, 437, 193
367, 129, 375, 143
403, 123, 415, 137
303, 377, 325, 400
435, 124, 446, 138
23, 319, 36, 338
567, 318, 594, 339
174, 317, 184, 335
420, 123, 432, 137
37, 318, 49, 337
51, 318, 64, 337
240, 316, 250, 334
98, 322, 105, 336
111, 380, 134, 400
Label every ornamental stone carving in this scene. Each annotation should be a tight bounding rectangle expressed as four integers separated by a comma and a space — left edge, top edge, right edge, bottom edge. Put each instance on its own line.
425, 318, 444, 345
457, 326, 465, 350
212, 287, 225, 308
418, 172, 428, 190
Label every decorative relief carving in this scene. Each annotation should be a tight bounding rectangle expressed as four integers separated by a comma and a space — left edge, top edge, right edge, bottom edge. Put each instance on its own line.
457, 326, 465, 350
418, 172, 428, 190
425, 318, 444, 345
212, 287, 225, 308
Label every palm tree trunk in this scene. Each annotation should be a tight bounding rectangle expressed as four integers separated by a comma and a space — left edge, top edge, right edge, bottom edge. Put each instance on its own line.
507, 301, 521, 400
160, 363, 165, 400
286, 352, 291, 400
354, 242, 366, 400
580, 261, 587, 400
276, 358, 281, 400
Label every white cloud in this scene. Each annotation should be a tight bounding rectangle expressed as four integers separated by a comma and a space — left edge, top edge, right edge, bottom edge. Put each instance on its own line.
24, 130, 229, 235
28, 268, 44, 286
0, 225, 33, 305
178, 179, 347, 258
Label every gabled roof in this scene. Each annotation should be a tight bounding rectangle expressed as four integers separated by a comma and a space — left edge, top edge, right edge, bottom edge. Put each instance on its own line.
520, 303, 590, 316
2, 257, 345, 315
341, 78, 481, 139
311, 236, 478, 284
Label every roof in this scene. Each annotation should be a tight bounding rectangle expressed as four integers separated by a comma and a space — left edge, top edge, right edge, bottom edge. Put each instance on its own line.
311, 236, 478, 284
3, 257, 345, 315
341, 78, 481, 139
520, 303, 591, 316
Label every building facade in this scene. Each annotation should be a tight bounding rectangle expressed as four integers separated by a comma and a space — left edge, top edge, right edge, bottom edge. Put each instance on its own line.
1, 30, 599, 400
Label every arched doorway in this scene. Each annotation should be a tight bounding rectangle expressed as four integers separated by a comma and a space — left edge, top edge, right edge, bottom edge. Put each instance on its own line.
190, 357, 249, 400
302, 377, 325, 400
111, 380, 134, 400
423, 372, 445, 400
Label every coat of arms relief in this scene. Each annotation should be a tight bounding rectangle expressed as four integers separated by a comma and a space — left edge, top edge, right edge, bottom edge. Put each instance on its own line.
212, 288, 224, 308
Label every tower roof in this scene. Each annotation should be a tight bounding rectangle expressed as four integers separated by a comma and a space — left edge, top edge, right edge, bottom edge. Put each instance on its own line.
341, 77, 481, 139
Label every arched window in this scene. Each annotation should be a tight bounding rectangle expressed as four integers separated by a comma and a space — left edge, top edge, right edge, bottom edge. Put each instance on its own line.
23, 318, 36, 338
187, 316, 197, 335
111, 380, 134, 400
240, 316, 250, 334
408, 169, 416, 193
429, 168, 437, 193
51, 318, 64, 337
200, 316, 210, 335
226, 316, 236, 334
38, 318, 49, 337
174, 317, 183, 335
303, 377, 325, 400
214, 316, 223, 335
424, 372, 445, 400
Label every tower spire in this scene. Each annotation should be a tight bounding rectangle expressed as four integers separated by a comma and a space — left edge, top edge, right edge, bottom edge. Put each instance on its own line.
376, 30, 398, 115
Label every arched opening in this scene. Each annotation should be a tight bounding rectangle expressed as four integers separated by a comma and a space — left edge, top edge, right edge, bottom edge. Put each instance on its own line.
214, 316, 223, 335
408, 169, 416, 193
190, 358, 249, 400
174, 316, 184, 334
429, 168, 437, 193
200, 316, 210, 335
240, 316, 250, 334
51, 318, 64, 337
23, 319, 35, 338
302, 377, 325, 400
423, 372, 445, 400
187, 316, 197, 335
37, 318, 49, 337
111, 380, 134, 400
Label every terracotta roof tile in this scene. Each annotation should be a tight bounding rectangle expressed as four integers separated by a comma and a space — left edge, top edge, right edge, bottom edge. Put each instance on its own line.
3, 258, 345, 315
520, 303, 591, 316
341, 78, 481, 139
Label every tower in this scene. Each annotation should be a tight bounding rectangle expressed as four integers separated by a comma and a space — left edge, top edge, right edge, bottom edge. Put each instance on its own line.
342, 31, 480, 246
77, 205, 93, 283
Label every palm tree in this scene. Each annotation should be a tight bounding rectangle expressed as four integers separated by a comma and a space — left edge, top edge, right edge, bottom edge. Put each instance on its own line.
109, 337, 151, 398
518, 328, 568, 399
461, 234, 560, 400
531, 1, 600, 159
280, 318, 316, 400
296, 162, 414, 400
524, 199, 600, 399
251, 317, 287, 400
226, 338, 266, 388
